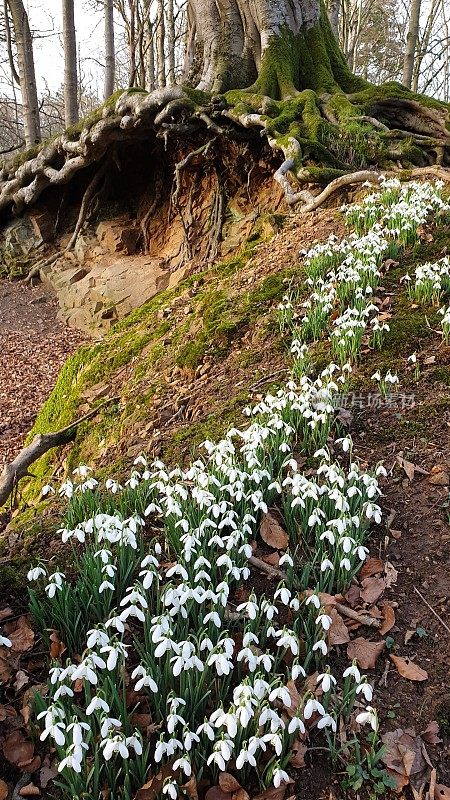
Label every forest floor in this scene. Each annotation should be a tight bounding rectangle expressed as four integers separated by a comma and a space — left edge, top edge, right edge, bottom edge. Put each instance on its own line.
0, 205, 449, 799
0, 280, 85, 477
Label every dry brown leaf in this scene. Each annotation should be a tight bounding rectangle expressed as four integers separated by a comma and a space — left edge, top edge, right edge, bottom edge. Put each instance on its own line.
360, 558, 384, 578
382, 728, 428, 788
3, 730, 34, 768
345, 584, 361, 607
260, 512, 289, 550
360, 576, 386, 604
181, 776, 199, 800
219, 776, 242, 794
136, 763, 178, 800
232, 791, 250, 800
262, 552, 281, 567
19, 785, 40, 797
0, 654, 13, 683
328, 607, 350, 645
422, 721, 442, 745
397, 455, 416, 481
379, 601, 396, 635
390, 655, 428, 682
347, 637, 385, 669
0, 607, 13, 621
49, 631, 66, 660
14, 671, 29, 692
435, 785, 450, 799
205, 789, 232, 800
252, 786, 289, 800
285, 679, 301, 717
38, 765, 57, 790
291, 739, 307, 769
4, 617, 34, 653
428, 471, 449, 486
384, 561, 398, 588
0, 780, 8, 800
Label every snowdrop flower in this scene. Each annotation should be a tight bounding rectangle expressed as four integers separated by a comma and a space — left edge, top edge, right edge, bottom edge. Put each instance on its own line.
303, 697, 325, 720
27, 565, 46, 582
0, 634, 12, 648
371, 371, 381, 381
45, 572, 65, 599
288, 715, 306, 735
317, 714, 337, 732
356, 680, 373, 702
162, 779, 178, 799
273, 765, 289, 788
317, 668, 337, 693
269, 684, 292, 707
305, 593, 321, 609
356, 706, 378, 731
41, 484, 55, 496
58, 744, 84, 773
101, 734, 130, 761
132, 665, 158, 693
279, 553, 293, 567
312, 639, 328, 656
343, 661, 361, 683
316, 613, 332, 631
86, 696, 110, 715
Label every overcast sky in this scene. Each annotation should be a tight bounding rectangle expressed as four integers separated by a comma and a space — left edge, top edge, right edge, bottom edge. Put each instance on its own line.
27, 0, 105, 96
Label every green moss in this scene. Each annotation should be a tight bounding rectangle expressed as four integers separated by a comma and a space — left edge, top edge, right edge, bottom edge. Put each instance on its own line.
433, 366, 450, 386
181, 87, 212, 106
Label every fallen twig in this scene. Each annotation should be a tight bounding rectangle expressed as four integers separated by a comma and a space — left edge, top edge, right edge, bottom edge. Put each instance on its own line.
0, 397, 119, 508
334, 601, 381, 629
414, 586, 450, 634
249, 554, 283, 579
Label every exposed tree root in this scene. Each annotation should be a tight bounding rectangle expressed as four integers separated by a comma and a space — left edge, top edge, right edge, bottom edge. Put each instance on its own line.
66, 153, 111, 251
0, 397, 118, 508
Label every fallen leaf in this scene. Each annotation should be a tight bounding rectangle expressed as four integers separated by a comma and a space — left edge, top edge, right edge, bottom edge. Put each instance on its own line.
290, 739, 307, 768
219, 776, 242, 794
360, 577, 386, 604
328, 607, 350, 645
0, 780, 8, 800
428, 471, 449, 486
19, 785, 40, 797
405, 629, 416, 644
38, 766, 57, 790
435, 786, 450, 799
285, 680, 301, 716
232, 791, 250, 800
4, 617, 34, 653
422, 721, 442, 745
260, 512, 289, 550
0, 607, 13, 620
14, 671, 29, 692
49, 631, 66, 660
252, 786, 289, 800
397, 455, 416, 481
360, 558, 384, 578
379, 601, 396, 635
262, 552, 280, 567
347, 637, 385, 669
390, 655, 428, 681
136, 764, 179, 800
3, 731, 34, 768
384, 561, 398, 588
181, 776, 198, 800
205, 789, 232, 800
345, 584, 361, 607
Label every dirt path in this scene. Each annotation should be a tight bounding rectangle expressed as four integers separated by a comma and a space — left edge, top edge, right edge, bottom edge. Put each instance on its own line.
0, 279, 85, 474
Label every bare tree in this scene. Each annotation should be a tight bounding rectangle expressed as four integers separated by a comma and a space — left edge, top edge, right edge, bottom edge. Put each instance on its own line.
166, 0, 175, 84
104, 0, 115, 98
402, 0, 421, 88
5, 0, 41, 145
62, 0, 79, 126
156, 0, 166, 87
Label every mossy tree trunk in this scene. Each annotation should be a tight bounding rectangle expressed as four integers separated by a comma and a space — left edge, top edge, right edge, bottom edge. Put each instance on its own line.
184, 0, 365, 97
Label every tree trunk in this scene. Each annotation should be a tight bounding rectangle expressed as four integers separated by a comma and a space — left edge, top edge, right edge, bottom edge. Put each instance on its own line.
6, 0, 41, 145
156, 0, 166, 88
402, 0, 421, 89
166, 0, 176, 85
327, 0, 341, 41
184, 0, 364, 97
62, 0, 79, 127
128, 0, 137, 87
104, 0, 115, 98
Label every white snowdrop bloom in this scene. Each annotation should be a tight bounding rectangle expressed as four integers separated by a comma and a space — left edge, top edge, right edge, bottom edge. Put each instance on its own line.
320, 558, 334, 572
291, 663, 306, 680
268, 685, 291, 707
210, 708, 238, 738
27, 565, 47, 582
274, 629, 299, 656
86, 628, 110, 649
196, 720, 215, 741
273, 766, 290, 788
312, 639, 328, 656
131, 665, 158, 693
173, 755, 192, 777
279, 553, 294, 567
340, 557, 351, 571
45, 572, 65, 599
41, 484, 55, 496
356, 681, 374, 702
343, 662, 361, 683
105, 615, 125, 634
317, 714, 337, 732
288, 716, 306, 735
0, 634, 12, 648
101, 734, 130, 761
71, 655, 104, 685
316, 613, 332, 631
203, 611, 222, 628
86, 696, 110, 715
38, 715, 66, 747
317, 670, 337, 693
303, 697, 325, 720
236, 596, 259, 619
305, 593, 321, 609
73, 465, 91, 478
100, 641, 128, 671
53, 684, 74, 701
162, 780, 178, 799
356, 706, 378, 731
99, 717, 122, 738
58, 744, 84, 773
371, 371, 381, 381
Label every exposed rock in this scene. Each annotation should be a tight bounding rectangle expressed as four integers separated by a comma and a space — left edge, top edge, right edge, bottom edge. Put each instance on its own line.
96, 218, 140, 255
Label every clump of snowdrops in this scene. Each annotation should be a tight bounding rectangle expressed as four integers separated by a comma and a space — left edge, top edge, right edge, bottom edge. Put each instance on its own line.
3, 178, 448, 800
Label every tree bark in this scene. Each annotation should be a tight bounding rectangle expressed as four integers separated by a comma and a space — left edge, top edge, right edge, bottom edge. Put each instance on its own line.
184, 0, 364, 96
62, 0, 79, 127
327, 0, 341, 41
402, 0, 421, 90
156, 0, 166, 88
6, 0, 41, 145
104, 0, 115, 98
166, 0, 176, 85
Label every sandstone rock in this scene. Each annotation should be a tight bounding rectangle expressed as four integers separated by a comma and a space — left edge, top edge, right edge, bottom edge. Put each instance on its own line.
96, 219, 140, 255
